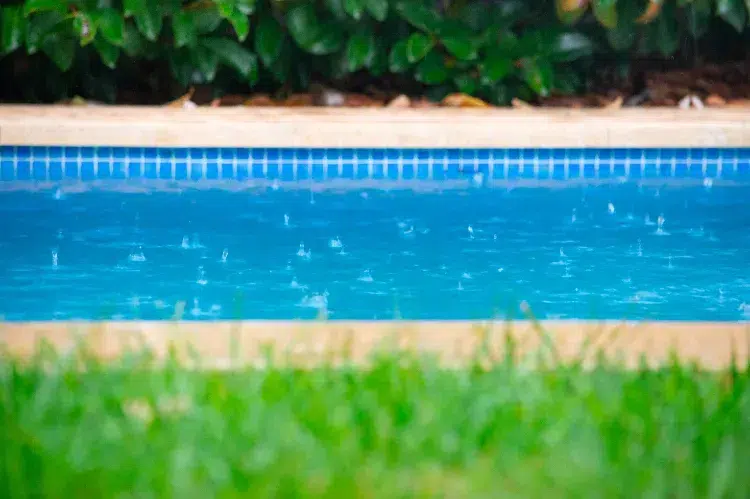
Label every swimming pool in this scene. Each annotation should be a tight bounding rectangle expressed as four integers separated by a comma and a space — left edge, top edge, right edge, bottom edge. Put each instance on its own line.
1, 145, 748, 323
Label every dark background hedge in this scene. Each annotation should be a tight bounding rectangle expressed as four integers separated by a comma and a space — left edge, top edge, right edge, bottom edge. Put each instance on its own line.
0, 0, 748, 104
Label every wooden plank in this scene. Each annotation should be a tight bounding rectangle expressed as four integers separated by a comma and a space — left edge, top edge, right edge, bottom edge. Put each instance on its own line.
1, 320, 748, 369
0, 106, 748, 148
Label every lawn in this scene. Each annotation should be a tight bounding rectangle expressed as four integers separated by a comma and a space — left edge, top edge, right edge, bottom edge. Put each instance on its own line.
1, 341, 749, 498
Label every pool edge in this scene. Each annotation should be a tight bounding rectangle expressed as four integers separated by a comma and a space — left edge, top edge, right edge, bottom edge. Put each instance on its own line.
2, 320, 748, 369
0, 106, 748, 148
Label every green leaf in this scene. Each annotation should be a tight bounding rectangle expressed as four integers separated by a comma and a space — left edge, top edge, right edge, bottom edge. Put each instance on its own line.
555, 0, 588, 25
268, 38, 291, 82
654, 6, 679, 56
324, 0, 348, 20
552, 32, 593, 62
41, 31, 75, 71
415, 50, 448, 84
1, 6, 25, 54
368, 40, 387, 75
93, 8, 124, 46
25, 11, 64, 54
521, 59, 553, 97
344, 0, 365, 19
93, 36, 119, 68
395, 1, 441, 32
453, 73, 477, 94
193, 7, 222, 34
437, 21, 477, 60
124, 0, 162, 41
480, 47, 513, 83
406, 32, 433, 63
592, 0, 618, 28
717, 0, 747, 32
255, 15, 283, 67
73, 13, 96, 46
236, 0, 257, 15
169, 48, 193, 86
388, 39, 410, 72
345, 32, 375, 71
225, 8, 250, 41
687, 0, 712, 37
201, 37, 258, 83
23, 0, 66, 16
441, 35, 476, 61
365, 0, 389, 21
172, 11, 196, 48
287, 4, 319, 48
308, 24, 345, 55
192, 43, 219, 81
121, 21, 146, 57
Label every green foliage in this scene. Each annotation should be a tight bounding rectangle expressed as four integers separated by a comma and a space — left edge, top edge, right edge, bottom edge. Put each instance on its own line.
0, 0, 748, 104
1, 343, 750, 497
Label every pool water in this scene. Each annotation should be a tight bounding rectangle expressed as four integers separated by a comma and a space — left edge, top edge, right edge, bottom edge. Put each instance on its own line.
0, 181, 748, 321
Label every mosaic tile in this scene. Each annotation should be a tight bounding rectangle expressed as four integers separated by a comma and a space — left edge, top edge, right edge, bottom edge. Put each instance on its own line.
0, 147, 748, 182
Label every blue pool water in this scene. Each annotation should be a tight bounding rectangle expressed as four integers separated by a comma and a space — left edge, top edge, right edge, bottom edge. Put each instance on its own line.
0, 172, 748, 321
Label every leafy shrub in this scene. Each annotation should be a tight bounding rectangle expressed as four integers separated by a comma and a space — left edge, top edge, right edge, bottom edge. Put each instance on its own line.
0, 0, 748, 104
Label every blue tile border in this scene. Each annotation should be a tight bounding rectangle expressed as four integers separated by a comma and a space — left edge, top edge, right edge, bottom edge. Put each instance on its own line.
0, 146, 748, 182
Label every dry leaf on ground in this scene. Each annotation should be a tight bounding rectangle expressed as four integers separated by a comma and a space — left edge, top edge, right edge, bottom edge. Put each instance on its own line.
441, 93, 490, 108
387, 95, 411, 108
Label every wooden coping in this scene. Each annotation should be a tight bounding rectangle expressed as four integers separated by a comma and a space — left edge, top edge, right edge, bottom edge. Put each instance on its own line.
1, 321, 748, 369
0, 106, 749, 148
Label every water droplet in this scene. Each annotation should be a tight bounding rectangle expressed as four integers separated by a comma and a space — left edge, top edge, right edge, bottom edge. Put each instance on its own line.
190, 298, 201, 317
467, 225, 474, 238
497, 267, 504, 273
358, 269, 374, 283
655, 214, 669, 236
129, 247, 146, 262
283, 214, 290, 227
637, 239, 643, 257
181, 236, 190, 249
607, 202, 615, 215
51, 249, 58, 267
196, 266, 208, 286
53, 188, 62, 201
296, 243, 311, 260
56, 229, 63, 240
329, 237, 343, 249
703, 178, 713, 189
271, 179, 280, 191
221, 249, 229, 263
461, 272, 472, 279
457, 281, 464, 291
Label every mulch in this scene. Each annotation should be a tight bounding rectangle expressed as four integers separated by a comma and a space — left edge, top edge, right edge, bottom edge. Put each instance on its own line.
62, 61, 750, 109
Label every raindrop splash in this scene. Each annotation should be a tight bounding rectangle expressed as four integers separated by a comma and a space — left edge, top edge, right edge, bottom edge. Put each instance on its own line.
196, 266, 208, 286
129, 247, 146, 262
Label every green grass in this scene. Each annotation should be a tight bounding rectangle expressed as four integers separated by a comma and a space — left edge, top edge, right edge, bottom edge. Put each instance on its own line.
1, 342, 750, 499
